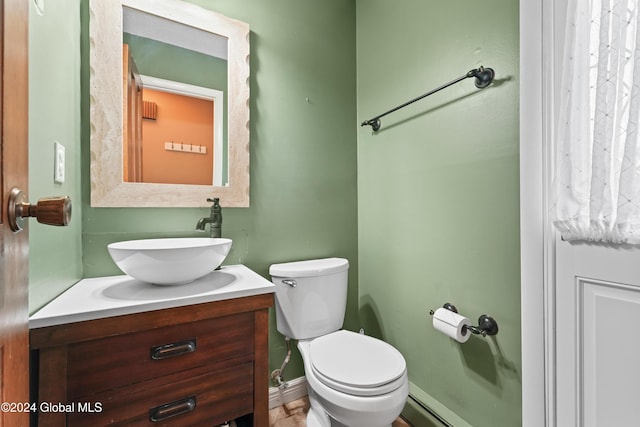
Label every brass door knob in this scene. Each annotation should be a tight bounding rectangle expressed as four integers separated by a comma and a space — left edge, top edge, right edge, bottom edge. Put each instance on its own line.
8, 188, 71, 232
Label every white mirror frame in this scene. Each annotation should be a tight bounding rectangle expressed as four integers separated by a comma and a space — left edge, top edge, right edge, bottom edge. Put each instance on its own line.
89, 0, 250, 207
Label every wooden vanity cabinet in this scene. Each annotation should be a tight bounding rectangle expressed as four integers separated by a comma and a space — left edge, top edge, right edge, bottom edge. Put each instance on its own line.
30, 293, 273, 427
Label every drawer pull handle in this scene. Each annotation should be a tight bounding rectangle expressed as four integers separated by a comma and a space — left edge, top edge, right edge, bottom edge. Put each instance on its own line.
151, 339, 196, 360
149, 396, 196, 422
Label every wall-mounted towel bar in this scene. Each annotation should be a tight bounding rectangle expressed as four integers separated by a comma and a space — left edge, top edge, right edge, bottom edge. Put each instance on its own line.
360, 66, 495, 132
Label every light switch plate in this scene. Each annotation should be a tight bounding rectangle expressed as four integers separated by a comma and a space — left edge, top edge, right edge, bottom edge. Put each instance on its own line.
54, 141, 65, 184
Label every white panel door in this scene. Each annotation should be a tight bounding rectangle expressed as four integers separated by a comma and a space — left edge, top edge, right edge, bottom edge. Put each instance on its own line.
582, 278, 640, 426
555, 240, 640, 426
548, 0, 640, 423
520, 0, 640, 424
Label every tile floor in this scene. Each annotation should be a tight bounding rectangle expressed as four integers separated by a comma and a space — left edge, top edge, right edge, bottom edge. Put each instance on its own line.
268, 397, 412, 427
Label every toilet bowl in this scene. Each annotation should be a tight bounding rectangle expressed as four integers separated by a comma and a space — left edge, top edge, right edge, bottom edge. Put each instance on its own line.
270, 258, 409, 427
299, 330, 409, 427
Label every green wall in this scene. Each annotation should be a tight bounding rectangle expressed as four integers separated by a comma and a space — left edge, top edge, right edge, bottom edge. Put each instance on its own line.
356, 1, 521, 426
78, 0, 358, 380
28, 0, 84, 312
123, 33, 228, 90
29, 0, 358, 382
29, 1, 522, 425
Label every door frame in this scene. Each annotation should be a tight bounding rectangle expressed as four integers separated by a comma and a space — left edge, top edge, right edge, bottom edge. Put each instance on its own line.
520, 0, 556, 426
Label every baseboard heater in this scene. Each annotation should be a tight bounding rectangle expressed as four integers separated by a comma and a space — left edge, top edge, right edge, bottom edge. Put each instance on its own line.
407, 393, 454, 427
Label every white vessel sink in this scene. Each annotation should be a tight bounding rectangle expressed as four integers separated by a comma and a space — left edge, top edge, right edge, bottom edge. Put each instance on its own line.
107, 238, 232, 285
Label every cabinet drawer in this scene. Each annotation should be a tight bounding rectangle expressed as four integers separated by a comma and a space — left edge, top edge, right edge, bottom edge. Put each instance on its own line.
67, 362, 254, 427
67, 312, 254, 398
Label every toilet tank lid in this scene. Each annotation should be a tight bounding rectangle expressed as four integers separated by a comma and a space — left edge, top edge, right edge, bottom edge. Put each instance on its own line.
269, 257, 349, 278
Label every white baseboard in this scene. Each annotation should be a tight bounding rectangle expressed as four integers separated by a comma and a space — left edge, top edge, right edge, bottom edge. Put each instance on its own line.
268, 376, 308, 409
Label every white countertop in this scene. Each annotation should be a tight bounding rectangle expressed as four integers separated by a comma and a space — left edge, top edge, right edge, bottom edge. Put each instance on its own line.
29, 264, 275, 329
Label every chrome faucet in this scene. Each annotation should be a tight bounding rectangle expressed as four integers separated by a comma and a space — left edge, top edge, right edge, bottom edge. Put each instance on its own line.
195, 197, 222, 238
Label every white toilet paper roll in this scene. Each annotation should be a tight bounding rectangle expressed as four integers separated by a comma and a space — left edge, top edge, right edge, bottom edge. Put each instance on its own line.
432, 307, 471, 343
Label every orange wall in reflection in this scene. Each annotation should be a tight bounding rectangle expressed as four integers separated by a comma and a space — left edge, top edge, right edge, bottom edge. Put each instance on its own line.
141, 88, 214, 185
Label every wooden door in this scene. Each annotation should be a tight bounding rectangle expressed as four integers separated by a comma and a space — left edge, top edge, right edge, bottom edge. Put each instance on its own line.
0, 0, 30, 426
123, 43, 143, 183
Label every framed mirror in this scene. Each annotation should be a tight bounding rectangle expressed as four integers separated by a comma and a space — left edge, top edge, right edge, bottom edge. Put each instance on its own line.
90, 0, 250, 207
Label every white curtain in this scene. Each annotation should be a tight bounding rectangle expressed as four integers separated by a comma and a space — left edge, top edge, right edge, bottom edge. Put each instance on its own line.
555, 0, 640, 243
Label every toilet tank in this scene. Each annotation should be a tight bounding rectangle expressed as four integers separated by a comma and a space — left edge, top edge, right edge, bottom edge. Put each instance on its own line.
270, 258, 349, 340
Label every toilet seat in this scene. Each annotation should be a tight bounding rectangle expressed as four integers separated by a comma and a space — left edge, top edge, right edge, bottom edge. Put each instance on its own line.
309, 330, 407, 397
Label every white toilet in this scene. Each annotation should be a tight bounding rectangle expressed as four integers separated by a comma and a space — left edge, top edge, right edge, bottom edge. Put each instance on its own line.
270, 257, 409, 427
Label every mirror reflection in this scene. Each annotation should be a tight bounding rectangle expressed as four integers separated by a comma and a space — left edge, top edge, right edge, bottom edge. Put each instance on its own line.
89, 0, 250, 207
122, 7, 227, 186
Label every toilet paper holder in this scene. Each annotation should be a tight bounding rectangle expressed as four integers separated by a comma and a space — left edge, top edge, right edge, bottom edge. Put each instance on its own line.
429, 303, 499, 337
